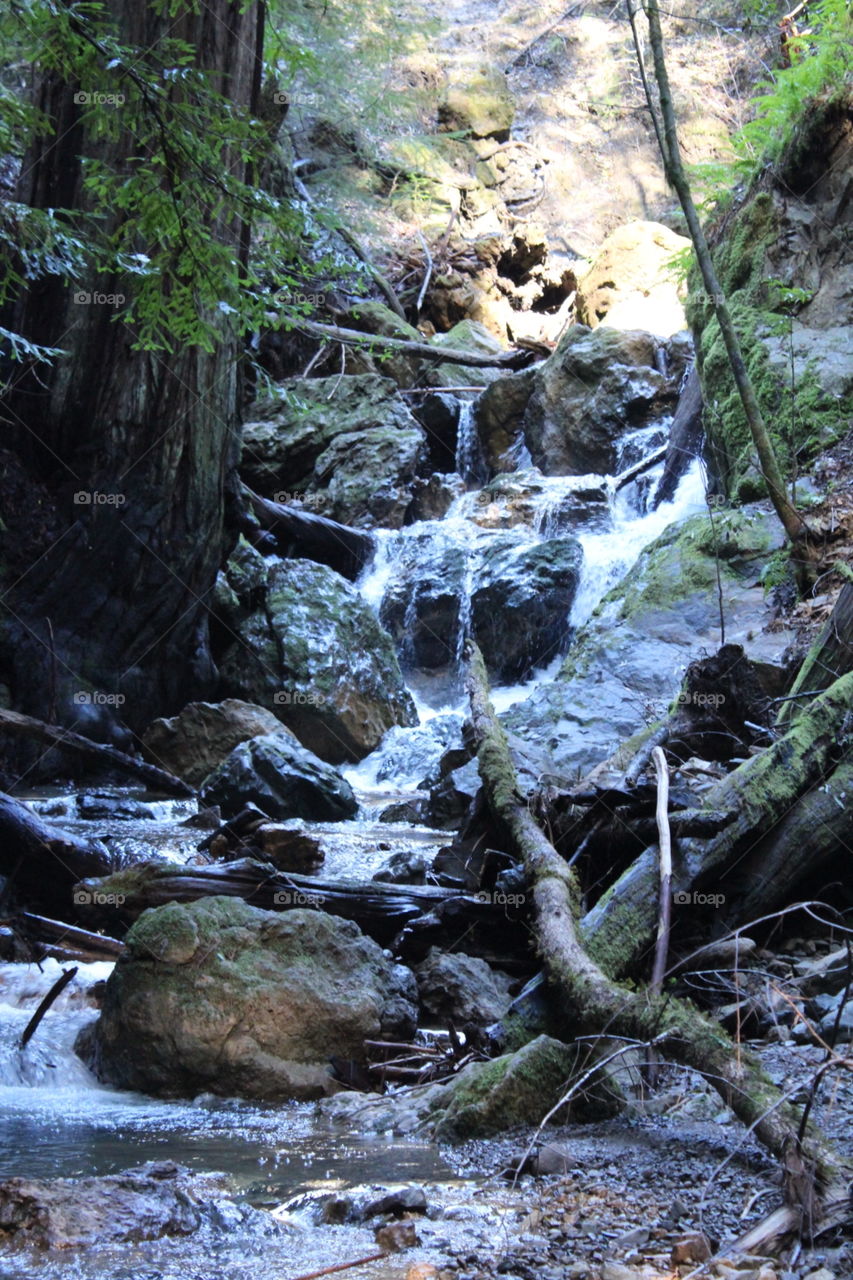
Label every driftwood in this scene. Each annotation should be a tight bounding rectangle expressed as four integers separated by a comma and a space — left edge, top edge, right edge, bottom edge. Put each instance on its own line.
292, 318, 533, 370
613, 444, 668, 494
0, 709, 193, 796
466, 641, 850, 1243
244, 486, 376, 581
19, 966, 78, 1049
17, 911, 123, 960
0, 791, 112, 918
74, 858, 516, 948
777, 583, 853, 728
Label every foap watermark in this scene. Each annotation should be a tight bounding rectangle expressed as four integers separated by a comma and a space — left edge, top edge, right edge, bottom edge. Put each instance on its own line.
673, 890, 726, 908
273, 889, 325, 907
74, 690, 126, 707
688, 292, 726, 307
74, 889, 126, 906
274, 690, 327, 706
273, 289, 325, 308
73, 291, 125, 307
74, 90, 126, 108
272, 90, 322, 109
677, 690, 726, 709
474, 890, 527, 907
73, 490, 126, 506
272, 491, 329, 510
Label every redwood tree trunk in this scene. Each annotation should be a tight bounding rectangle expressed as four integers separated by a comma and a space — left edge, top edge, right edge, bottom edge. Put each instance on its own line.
1, 1, 263, 738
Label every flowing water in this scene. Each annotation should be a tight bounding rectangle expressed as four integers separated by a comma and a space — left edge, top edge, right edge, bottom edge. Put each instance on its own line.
0, 393, 707, 1277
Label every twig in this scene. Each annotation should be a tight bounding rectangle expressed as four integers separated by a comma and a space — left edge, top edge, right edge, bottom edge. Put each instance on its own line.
283, 1253, 388, 1280
415, 229, 433, 318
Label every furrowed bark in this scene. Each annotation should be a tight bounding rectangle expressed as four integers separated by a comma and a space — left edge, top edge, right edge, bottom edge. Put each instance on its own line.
465, 642, 849, 1224
777, 583, 853, 728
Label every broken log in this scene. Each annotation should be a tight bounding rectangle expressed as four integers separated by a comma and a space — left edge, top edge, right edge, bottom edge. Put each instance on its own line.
243, 486, 376, 581
291, 318, 533, 370
0, 792, 113, 918
581, 672, 853, 979
652, 364, 703, 509
19, 966, 78, 1049
465, 641, 851, 1228
0, 709, 193, 797
73, 858, 514, 949
17, 912, 123, 959
777, 583, 853, 728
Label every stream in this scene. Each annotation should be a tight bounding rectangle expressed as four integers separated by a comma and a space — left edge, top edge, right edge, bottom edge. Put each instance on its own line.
0, 410, 707, 1278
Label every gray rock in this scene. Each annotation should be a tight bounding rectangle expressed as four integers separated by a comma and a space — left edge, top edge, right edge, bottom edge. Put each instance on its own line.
200, 732, 357, 822
415, 948, 514, 1026
141, 698, 290, 788
79, 897, 418, 1100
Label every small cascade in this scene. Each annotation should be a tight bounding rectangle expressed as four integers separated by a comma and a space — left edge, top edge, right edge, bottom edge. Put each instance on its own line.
454, 400, 485, 487
454, 550, 475, 670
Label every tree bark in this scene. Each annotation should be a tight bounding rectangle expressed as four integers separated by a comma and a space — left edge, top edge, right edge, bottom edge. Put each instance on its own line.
652, 364, 704, 508
465, 642, 850, 1226
776, 583, 853, 728
1, 0, 264, 733
628, 0, 806, 543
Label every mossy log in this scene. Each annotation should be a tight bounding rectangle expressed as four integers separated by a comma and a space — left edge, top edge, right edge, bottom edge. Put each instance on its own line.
581, 671, 853, 978
465, 642, 850, 1246
777, 583, 853, 728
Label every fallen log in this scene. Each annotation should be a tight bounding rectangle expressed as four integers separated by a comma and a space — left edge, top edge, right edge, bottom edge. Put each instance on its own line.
17, 912, 123, 959
465, 641, 851, 1237
777, 583, 853, 728
20, 966, 78, 1049
0, 709, 193, 797
291, 318, 533, 370
651, 363, 703, 509
581, 672, 853, 978
243, 486, 376, 581
74, 858, 506, 948
0, 792, 113, 918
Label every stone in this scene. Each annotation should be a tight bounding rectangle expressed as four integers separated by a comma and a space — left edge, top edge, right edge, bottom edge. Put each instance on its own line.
0, 1162, 234, 1249
75, 793, 156, 821
218, 550, 416, 763
414, 949, 514, 1026
671, 1232, 713, 1264
78, 896, 418, 1100
141, 698, 289, 788
362, 1187, 428, 1219
201, 732, 357, 822
375, 1220, 418, 1251
576, 221, 690, 337
438, 68, 514, 140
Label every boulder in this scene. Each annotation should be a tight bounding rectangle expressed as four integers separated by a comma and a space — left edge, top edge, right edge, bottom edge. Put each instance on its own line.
0, 1162, 238, 1249
474, 326, 683, 476
141, 698, 289, 787
240, 373, 426, 528
200, 733, 357, 822
576, 221, 690, 337
438, 68, 514, 141
217, 548, 417, 763
414, 948, 513, 1026
78, 896, 418, 1100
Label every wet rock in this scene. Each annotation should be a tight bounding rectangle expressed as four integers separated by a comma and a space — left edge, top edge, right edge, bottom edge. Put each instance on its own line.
379, 799, 430, 825
240, 374, 426, 528
79, 896, 418, 1100
252, 824, 326, 872
373, 850, 432, 884
431, 319, 509, 389
201, 733, 357, 822
217, 549, 416, 763
0, 1161, 224, 1249
410, 473, 467, 521
362, 1187, 429, 1219
141, 698, 290, 788
75, 793, 156, 821
414, 948, 513, 1025
576, 221, 690, 337
376, 1220, 419, 1251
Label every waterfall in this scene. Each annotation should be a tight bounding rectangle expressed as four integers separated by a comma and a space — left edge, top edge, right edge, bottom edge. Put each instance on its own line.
455, 401, 485, 487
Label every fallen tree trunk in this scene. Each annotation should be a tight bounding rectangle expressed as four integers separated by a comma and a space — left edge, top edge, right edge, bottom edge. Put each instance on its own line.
291, 318, 533, 370
0, 709, 193, 797
74, 858, 524, 952
466, 642, 850, 1237
652, 364, 703, 508
16, 912, 123, 961
776, 583, 853, 728
0, 792, 113, 918
243, 486, 376, 581
581, 672, 853, 977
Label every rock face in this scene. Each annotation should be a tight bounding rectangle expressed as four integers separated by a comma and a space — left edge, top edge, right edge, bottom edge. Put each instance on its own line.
0, 1162, 227, 1249
475, 326, 687, 476
200, 733, 357, 822
438, 68, 514, 141
576, 221, 690, 337
141, 699, 289, 787
80, 897, 418, 1100
215, 544, 416, 763
379, 530, 582, 683
239, 373, 426, 528
414, 948, 513, 1026
689, 99, 853, 501
504, 505, 797, 778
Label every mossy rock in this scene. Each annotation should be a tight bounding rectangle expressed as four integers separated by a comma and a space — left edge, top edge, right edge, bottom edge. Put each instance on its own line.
438, 68, 514, 141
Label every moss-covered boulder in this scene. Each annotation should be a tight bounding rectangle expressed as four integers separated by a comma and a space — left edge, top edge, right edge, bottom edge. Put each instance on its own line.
78, 897, 417, 1100
140, 699, 290, 788
217, 546, 416, 763
504, 505, 797, 777
200, 732, 357, 821
240, 373, 426, 528
438, 68, 515, 141
689, 102, 853, 500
